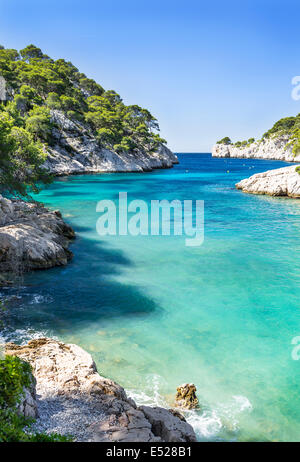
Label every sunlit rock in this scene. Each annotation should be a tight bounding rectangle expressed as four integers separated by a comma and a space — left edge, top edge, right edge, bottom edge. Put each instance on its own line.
175, 383, 199, 410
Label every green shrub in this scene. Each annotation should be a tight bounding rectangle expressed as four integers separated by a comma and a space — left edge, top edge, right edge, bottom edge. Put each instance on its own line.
25, 106, 52, 142
216, 112, 300, 156
263, 116, 298, 139
216, 136, 232, 145
0, 355, 73, 442
0, 356, 31, 409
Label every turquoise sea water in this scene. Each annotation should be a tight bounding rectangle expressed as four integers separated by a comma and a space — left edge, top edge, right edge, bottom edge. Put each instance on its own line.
2, 153, 300, 441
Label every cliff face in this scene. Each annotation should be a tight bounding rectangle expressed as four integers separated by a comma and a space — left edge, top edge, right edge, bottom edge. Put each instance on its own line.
5, 338, 197, 442
45, 111, 178, 175
0, 43, 179, 177
236, 165, 300, 198
212, 135, 300, 162
0, 45, 179, 180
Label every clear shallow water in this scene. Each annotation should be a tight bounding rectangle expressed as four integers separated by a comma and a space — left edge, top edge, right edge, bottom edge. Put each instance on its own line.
2, 154, 300, 441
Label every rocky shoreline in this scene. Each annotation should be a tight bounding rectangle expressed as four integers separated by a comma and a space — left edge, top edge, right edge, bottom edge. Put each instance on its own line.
0, 195, 75, 282
45, 111, 179, 175
0, 52, 185, 442
212, 135, 300, 198
236, 165, 300, 198
212, 135, 300, 162
5, 338, 197, 442
0, 119, 184, 440
0, 175, 198, 443
0, 107, 178, 279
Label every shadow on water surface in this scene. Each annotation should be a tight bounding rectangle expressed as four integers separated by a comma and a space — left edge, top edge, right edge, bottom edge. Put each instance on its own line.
1, 233, 159, 342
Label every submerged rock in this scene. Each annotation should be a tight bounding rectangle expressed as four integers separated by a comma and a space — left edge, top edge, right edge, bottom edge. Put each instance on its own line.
0, 196, 75, 275
175, 383, 199, 410
236, 165, 300, 198
5, 338, 197, 442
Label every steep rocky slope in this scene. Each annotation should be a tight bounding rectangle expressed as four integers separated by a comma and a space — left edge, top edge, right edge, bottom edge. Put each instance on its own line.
0, 45, 179, 179
45, 110, 178, 175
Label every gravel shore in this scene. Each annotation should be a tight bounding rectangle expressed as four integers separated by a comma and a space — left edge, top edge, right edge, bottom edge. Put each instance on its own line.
31, 387, 106, 441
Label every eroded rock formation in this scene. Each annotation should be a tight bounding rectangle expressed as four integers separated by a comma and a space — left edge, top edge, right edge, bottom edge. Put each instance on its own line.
0, 196, 75, 275
5, 338, 197, 442
175, 383, 199, 410
236, 165, 300, 198
44, 110, 179, 175
212, 135, 300, 162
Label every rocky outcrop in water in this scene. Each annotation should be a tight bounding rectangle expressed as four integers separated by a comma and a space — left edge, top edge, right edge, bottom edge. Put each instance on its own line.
5, 338, 197, 442
175, 383, 199, 410
44, 111, 178, 175
0, 196, 75, 276
236, 165, 300, 198
212, 135, 300, 162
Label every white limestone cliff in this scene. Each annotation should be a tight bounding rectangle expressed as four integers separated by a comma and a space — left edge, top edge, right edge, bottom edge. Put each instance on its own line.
212, 135, 300, 162
236, 165, 300, 198
44, 110, 178, 175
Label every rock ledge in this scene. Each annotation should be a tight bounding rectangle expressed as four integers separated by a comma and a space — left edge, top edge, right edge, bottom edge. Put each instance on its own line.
0, 196, 75, 275
5, 338, 197, 442
236, 165, 300, 198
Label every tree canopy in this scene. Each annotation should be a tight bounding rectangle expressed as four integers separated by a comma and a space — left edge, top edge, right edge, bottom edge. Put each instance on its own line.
217, 112, 300, 155
262, 114, 300, 155
216, 137, 232, 145
0, 44, 166, 197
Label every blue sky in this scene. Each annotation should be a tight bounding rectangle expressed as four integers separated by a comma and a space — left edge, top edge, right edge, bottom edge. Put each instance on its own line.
1, 0, 300, 151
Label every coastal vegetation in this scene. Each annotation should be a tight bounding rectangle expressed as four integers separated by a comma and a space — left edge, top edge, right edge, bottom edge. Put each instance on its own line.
263, 114, 300, 158
0, 355, 70, 441
216, 137, 255, 147
0, 44, 166, 198
216, 136, 232, 145
217, 113, 300, 156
